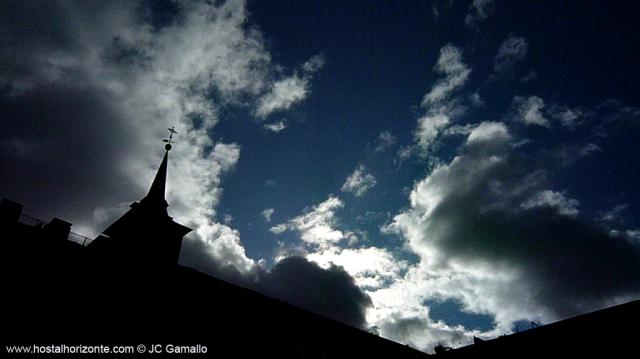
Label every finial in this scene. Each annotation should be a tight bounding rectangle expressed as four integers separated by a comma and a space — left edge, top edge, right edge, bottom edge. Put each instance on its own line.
162, 126, 178, 151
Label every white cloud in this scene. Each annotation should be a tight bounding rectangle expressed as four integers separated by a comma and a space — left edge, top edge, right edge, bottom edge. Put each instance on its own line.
307, 246, 408, 290
222, 213, 234, 225
443, 123, 477, 137
466, 121, 511, 145
271, 196, 459, 350
548, 105, 588, 129
520, 70, 537, 83
511, 95, 550, 127
380, 120, 640, 348
397, 146, 414, 161
432, 4, 439, 20
255, 54, 324, 118
626, 230, 640, 242
369, 46, 559, 352
255, 75, 309, 118
412, 45, 471, 158
374, 130, 396, 152
212, 230, 253, 273
375, 314, 472, 352
261, 208, 275, 222
368, 262, 510, 351
494, 36, 528, 73
512, 97, 591, 129
579, 143, 601, 157
90, 1, 269, 276
210, 143, 241, 172
365, 255, 517, 352
415, 114, 451, 153
520, 190, 580, 217
271, 196, 346, 248
465, 0, 495, 29
302, 54, 325, 73
275, 196, 408, 291
341, 165, 377, 197
264, 120, 287, 133
469, 92, 484, 107
422, 45, 471, 107
598, 204, 628, 223
269, 223, 288, 234
0, 1, 326, 279
272, 192, 522, 351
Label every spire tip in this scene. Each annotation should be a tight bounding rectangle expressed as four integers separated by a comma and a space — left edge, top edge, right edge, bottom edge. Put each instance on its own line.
162, 126, 177, 151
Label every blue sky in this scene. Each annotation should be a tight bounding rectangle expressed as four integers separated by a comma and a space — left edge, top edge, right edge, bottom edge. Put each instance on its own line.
220, 0, 640, 260
2, 0, 640, 352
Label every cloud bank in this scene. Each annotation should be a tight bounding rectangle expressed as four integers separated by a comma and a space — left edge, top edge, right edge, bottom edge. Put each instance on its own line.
0, 1, 368, 329
376, 120, 640, 349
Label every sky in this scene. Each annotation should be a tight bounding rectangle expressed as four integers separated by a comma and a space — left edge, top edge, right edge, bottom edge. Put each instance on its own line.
2, 0, 640, 353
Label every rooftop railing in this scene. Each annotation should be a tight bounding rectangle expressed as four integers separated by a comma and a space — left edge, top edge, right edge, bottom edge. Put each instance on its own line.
68, 231, 94, 246
17, 213, 46, 228
17, 213, 94, 246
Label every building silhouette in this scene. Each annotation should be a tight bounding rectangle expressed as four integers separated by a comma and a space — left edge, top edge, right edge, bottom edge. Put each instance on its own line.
435, 299, 639, 358
0, 142, 428, 358
1, 139, 638, 357
87, 147, 191, 272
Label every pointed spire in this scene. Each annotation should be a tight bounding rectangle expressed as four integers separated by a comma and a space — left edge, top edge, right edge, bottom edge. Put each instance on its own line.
99, 127, 191, 253
139, 127, 178, 209
140, 149, 169, 209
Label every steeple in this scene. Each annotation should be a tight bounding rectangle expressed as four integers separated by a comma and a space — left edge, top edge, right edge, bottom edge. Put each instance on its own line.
139, 150, 169, 209
89, 126, 191, 270
139, 126, 177, 210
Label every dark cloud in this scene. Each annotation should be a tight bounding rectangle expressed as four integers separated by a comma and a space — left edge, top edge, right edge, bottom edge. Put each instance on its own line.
401, 122, 640, 319
0, 1, 148, 231
0, 82, 138, 222
0, 2, 133, 94
432, 203, 640, 317
0, 1, 319, 235
136, 0, 184, 32
0, 0, 141, 227
181, 241, 372, 329
259, 256, 372, 329
0, 2, 81, 57
2, 1, 349, 331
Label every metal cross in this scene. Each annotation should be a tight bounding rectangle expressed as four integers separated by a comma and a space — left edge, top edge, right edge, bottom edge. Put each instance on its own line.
163, 126, 178, 145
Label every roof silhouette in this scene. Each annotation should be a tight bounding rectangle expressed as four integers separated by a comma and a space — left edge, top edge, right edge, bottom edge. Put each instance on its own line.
2, 140, 638, 357
0, 142, 429, 358
436, 299, 639, 358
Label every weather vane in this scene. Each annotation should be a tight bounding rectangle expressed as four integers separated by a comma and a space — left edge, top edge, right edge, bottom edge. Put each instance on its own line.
163, 126, 178, 151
